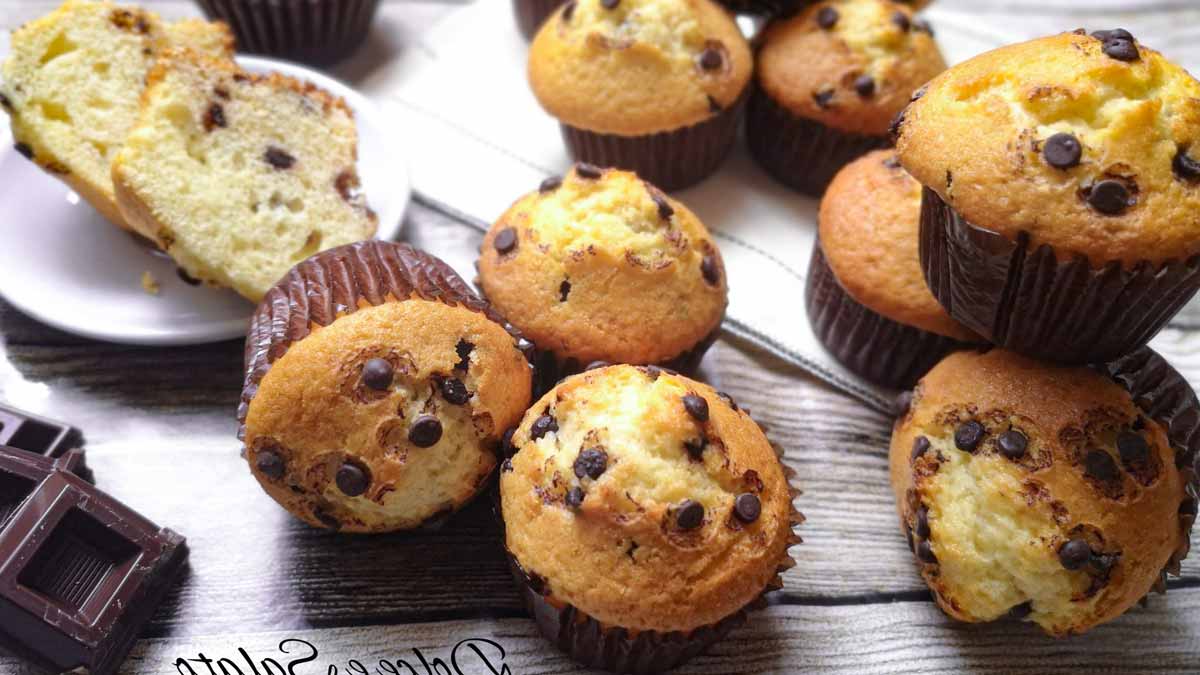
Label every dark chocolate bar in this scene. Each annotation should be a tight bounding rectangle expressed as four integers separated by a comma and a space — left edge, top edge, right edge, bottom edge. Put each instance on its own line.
0, 450, 187, 675
0, 403, 84, 460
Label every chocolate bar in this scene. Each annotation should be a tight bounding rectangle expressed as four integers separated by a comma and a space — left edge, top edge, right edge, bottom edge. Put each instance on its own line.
0, 447, 187, 675
0, 403, 90, 482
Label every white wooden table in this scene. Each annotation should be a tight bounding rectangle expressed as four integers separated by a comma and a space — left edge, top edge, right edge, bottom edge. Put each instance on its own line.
0, 1, 1197, 673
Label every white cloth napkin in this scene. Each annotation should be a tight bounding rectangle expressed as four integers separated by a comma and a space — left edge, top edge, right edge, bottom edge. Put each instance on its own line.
367, 0, 1200, 410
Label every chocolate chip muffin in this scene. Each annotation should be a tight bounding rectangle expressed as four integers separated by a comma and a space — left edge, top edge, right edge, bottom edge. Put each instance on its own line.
891, 348, 1198, 636
895, 30, 1200, 364
808, 150, 977, 388
528, 0, 752, 190
239, 241, 533, 533
477, 164, 727, 388
747, 0, 944, 195
501, 364, 801, 672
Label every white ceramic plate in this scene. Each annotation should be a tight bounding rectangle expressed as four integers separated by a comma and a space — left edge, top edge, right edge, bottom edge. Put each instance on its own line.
0, 55, 408, 346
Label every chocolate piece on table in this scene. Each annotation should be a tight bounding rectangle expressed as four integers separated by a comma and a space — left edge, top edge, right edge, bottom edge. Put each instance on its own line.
0, 447, 187, 675
0, 403, 91, 482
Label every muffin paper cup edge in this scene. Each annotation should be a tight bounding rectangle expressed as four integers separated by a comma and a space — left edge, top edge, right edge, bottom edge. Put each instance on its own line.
196, 0, 381, 65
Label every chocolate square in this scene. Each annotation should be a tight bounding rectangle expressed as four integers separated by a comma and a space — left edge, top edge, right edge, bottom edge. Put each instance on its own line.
0, 403, 85, 459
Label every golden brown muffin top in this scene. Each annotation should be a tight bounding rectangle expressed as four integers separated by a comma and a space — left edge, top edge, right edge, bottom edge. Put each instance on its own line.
478, 165, 728, 366
501, 365, 797, 632
896, 30, 1200, 266
890, 349, 1190, 635
528, 0, 752, 135
756, 0, 945, 135
819, 150, 975, 340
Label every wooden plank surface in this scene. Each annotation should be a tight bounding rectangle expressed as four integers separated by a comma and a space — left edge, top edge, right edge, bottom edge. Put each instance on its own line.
1, 1, 1199, 674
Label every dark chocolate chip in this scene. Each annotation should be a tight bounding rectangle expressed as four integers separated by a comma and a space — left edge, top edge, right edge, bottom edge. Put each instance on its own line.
699, 46, 723, 71
734, 493, 761, 523
911, 436, 931, 461
913, 19, 934, 35
891, 11, 910, 32
676, 499, 705, 530
14, 142, 33, 160
1058, 538, 1092, 570
177, 267, 202, 285
1084, 449, 1120, 482
1043, 133, 1082, 169
1087, 179, 1133, 215
575, 163, 602, 179
916, 539, 937, 564
892, 391, 913, 416
440, 378, 470, 405
718, 391, 739, 411
813, 88, 835, 109
585, 360, 610, 371
559, 279, 571, 302
203, 103, 226, 132
574, 447, 608, 480
493, 227, 518, 254
335, 462, 370, 497
683, 393, 710, 422
565, 486, 585, 508
854, 75, 876, 98
1092, 28, 1132, 42
816, 6, 838, 29
1009, 601, 1033, 619
997, 430, 1028, 459
264, 147, 295, 170
531, 414, 558, 440
905, 527, 916, 553
455, 339, 474, 371
0, 92, 11, 110
643, 365, 662, 381
1174, 147, 1200, 182
915, 505, 930, 538
888, 107, 907, 140
684, 437, 706, 461
954, 421, 986, 452
539, 175, 563, 193
701, 254, 721, 285
1116, 430, 1150, 464
1093, 29, 1139, 61
1181, 498, 1198, 516
409, 415, 443, 448
650, 190, 674, 219
562, 0, 576, 21
500, 457, 514, 473
362, 358, 394, 391
256, 450, 285, 479
501, 428, 518, 457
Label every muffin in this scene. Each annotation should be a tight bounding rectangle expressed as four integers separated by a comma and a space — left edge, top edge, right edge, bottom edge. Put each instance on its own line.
807, 150, 977, 388
514, 0, 564, 40
0, 0, 233, 230
239, 240, 533, 533
747, 0, 944, 195
501, 364, 801, 672
890, 348, 1198, 636
528, 0, 752, 190
895, 30, 1200, 364
111, 49, 377, 302
477, 164, 728, 390
195, 0, 381, 65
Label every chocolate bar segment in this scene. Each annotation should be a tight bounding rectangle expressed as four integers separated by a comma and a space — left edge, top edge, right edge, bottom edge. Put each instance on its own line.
0, 403, 84, 460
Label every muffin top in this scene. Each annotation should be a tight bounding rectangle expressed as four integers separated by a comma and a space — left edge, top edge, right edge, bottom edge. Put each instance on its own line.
757, 0, 944, 136
895, 30, 1200, 266
528, 0, 752, 135
478, 165, 728, 366
819, 149, 974, 340
890, 348, 1194, 635
501, 365, 797, 632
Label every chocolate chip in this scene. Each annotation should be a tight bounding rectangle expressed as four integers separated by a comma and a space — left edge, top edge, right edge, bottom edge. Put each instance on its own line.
643, 365, 662, 381
1174, 147, 1200, 182
650, 190, 674, 219
500, 428, 518, 458
718, 391, 738, 411
916, 540, 937, 564
683, 393, 710, 422
734, 493, 761, 523
0, 93, 11, 110
409, 415, 443, 448
816, 6, 838, 29
600, 0, 619, 8
565, 486, 585, 508
699, 46, 723, 71
911, 436, 931, 461
854, 75, 876, 98
676, 499, 705, 530
177, 268, 202, 285
455, 339, 474, 371
954, 421, 986, 452
1116, 430, 1149, 464
203, 103, 226, 132
336, 462, 370, 496
264, 146, 295, 169
494, 227, 518, 254
813, 88, 835, 109
701, 254, 721, 285
1181, 498, 1198, 517
440, 378, 470, 405
888, 108, 907, 140
915, 505, 930, 538
562, 0, 576, 21
684, 437, 706, 461
558, 279, 571, 302
1043, 133, 1082, 169
1092, 29, 1139, 61
500, 457, 513, 473
913, 19, 934, 35
1009, 601, 1033, 619
891, 11, 910, 32
1058, 538, 1092, 570
575, 163, 602, 179
530, 414, 558, 440
997, 430, 1028, 459
256, 450, 285, 479
14, 142, 32, 160
362, 358, 394, 391
585, 360, 610, 371
539, 175, 562, 193
1084, 449, 1119, 482
574, 448, 608, 480
1087, 179, 1133, 215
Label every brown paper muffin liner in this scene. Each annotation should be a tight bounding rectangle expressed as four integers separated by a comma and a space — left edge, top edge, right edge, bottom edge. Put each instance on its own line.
513, 0, 563, 40
745, 83, 890, 197
920, 188, 1200, 365
196, 0, 381, 65
1097, 347, 1199, 584
806, 241, 977, 390
560, 90, 747, 192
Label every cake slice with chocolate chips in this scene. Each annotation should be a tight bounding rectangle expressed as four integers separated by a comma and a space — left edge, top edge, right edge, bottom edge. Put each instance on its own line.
111, 49, 377, 302
0, 0, 234, 229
